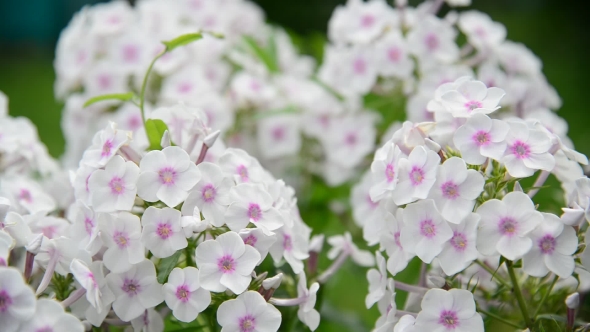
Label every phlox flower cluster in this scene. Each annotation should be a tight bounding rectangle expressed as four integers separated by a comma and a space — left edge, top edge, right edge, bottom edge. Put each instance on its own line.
354, 76, 590, 331
0, 88, 342, 331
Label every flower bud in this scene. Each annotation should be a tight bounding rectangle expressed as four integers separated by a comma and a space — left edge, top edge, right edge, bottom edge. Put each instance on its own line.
513, 181, 524, 193
566, 292, 579, 309
262, 273, 283, 291
160, 130, 171, 148
204, 130, 221, 148
25, 233, 44, 254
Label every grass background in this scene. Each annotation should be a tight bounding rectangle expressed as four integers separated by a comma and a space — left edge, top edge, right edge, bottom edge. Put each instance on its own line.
1, 0, 589, 330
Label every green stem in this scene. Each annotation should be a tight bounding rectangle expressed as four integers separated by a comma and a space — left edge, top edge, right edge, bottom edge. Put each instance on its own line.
506, 260, 533, 329
139, 48, 166, 126
533, 275, 559, 318
478, 307, 524, 329
474, 260, 511, 289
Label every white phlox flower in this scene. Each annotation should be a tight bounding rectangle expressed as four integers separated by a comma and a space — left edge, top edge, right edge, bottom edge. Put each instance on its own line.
88, 155, 139, 212
413, 289, 483, 332
195, 231, 260, 294
163, 267, 211, 323
217, 291, 281, 332
141, 206, 187, 258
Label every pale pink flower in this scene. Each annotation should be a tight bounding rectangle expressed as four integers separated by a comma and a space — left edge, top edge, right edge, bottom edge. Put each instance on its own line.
217, 291, 281, 332
391, 146, 440, 205
195, 232, 260, 294
413, 289, 483, 332
137, 146, 201, 208
88, 155, 139, 212
99, 212, 145, 273
163, 267, 211, 322
20, 298, 84, 332
437, 213, 480, 275
225, 183, 284, 234
453, 113, 509, 165
501, 120, 556, 178
0, 266, 36, 332
141, 207, 187, 258
81, 122, 130, 168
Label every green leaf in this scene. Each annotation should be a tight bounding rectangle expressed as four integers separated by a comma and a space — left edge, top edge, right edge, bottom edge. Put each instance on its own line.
145, 119, 169, 150
162, 32, 203, 51
157, 250, 182, 284
83, 92, 135, 108
243, 36, 279, 73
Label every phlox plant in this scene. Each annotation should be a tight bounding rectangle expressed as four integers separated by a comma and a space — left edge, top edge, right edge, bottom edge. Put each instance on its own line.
0, 33, 370, 332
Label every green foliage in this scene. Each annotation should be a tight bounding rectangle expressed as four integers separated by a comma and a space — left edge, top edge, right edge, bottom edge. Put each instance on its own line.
83, 92, 136, 108
162, 33, 204, 51
243, 35, 279, 73
157, 250, 182, 284
145, 119, 170, 150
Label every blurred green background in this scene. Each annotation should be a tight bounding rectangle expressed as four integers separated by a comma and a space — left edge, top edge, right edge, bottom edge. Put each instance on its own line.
1, 0, 589, 330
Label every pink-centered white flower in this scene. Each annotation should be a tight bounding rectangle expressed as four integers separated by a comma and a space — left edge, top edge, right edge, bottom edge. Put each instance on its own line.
439, 80, 505, 118
268, 223, 310, 274
219, 148, 266, 184
106, 259, 164, 322
428, 157, 484, 223
81, 122, 130, 168
68, 201, 102, 255
453, 113, 510, 165
327, 232, 375, 267
296, 272, 321, 331
141, 206, 187, 258
20, 298, 84, 332
88, 155, 139, 212
137, 146, 201, 208
217, 291, 281, 332
400, 199, 453, 263
392, 146, 440, 205
195, 231, 260, 294
523, 213, 577, 278
437, 213, 480, 276
70, 260, 115, 313
477, 191, 543, 260
163, 267, 211, 323
380, 209, 414, 276
183, 162, 233, 227
413, 289, 484, 332
99, 212, 145, 273
501, 120, 556, 178
370, 142, 403, 202
0, 266, 36, 332
225, 183, 284, 234
239, 228, 277, 264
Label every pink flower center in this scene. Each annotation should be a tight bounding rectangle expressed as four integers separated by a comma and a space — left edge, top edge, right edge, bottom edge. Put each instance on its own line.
441, 181, 460, 199
239, 314, 256, 332
243, 234, 257, 246
84, 217, 95, 236
18, 189, 32, 203
465, 100, 482, 112
113, 231, 130, 249
109, 177, 125, 195
420, 219, 436, 238
361, 14, 375, 28
201, 184, 217, 203
539, 235, 556, 254
36, 327, 53, 332
157, 223, 173, 239
345, 133, 357, 146
123, 44, 139, 63
97, 74, 112, 90
472, 130, 491, 146
42, 226, 57, 239
237, 165, 249, 182
217, 255, 235, 274
248, 203, 262, 222
178, 82, 193, 94
498, 217, 517, 236
128, 115, 141, 131
122, 279, 141, 296
510, 141, 531, 159
450, 232, 467, 252
353, 58, 366, 75
387, 47, 401, 62
385, 163, 395, 182
425, 33, 439, 51
175, 285, 190, 303
409, 166, 425, 186
0, 290, 12, 312
271, 127, 285, 141
158, 167, 177, 185
283, 234, 293, 251
101, 140, 113, 157
438, 310, 459, 328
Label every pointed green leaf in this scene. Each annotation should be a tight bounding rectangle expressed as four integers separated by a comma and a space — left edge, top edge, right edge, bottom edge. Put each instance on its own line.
157, 250, 182, 284
243, 36, 279, 73
83, 92, 136, 108
162, 33, 203, 51
145, 119, 169, 150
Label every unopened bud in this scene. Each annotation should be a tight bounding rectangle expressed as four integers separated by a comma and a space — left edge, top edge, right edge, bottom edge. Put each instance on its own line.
395, 0, 407, 7
160, 130, 171, 148
204, 130, 221, 148
424, 138, 441, 153
513, 181, 524, 192
262, 273, 283, 291
428, 275, 446, 289
566, 292, 579, 309
25, 233, 44, 254
309, 235, 325, 253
